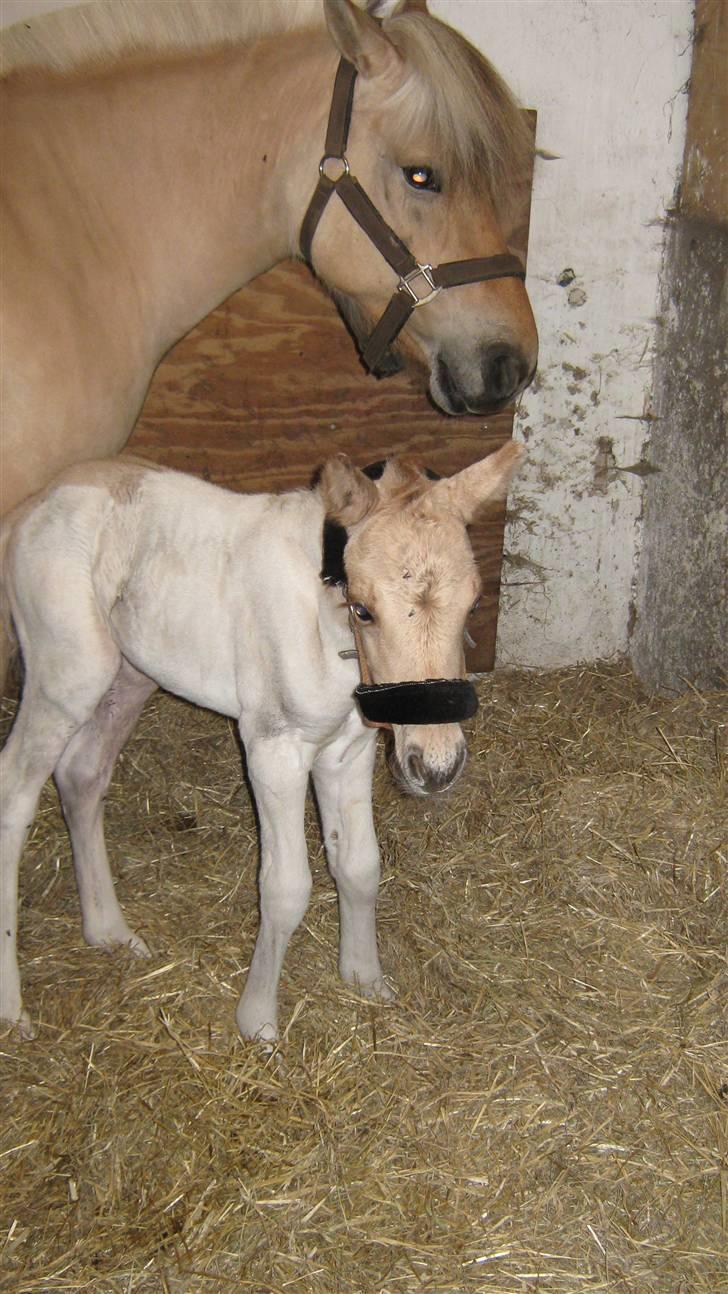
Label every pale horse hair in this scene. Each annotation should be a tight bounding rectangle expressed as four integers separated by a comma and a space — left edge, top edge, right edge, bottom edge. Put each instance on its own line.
0, 445, 522, 1043
1, 0, 532, 227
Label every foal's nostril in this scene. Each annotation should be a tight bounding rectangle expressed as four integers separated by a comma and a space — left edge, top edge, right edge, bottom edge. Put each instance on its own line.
482, 344, 524, 405
405, 748, 427, 787
402, 744, 468, 795
448, 743, 468, 786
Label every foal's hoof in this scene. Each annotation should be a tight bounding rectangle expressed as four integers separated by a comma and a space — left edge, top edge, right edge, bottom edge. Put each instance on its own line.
87, 926, 151, 958
124, 931, 152, 959
1, 1008, 37, 1041
352, 975, 397, 1004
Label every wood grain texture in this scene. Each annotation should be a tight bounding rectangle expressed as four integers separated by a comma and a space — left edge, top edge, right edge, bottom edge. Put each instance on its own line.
127, 118, 535, 671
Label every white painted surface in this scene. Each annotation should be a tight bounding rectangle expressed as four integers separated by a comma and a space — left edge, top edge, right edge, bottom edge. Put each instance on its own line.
2, 0, 694, 667
434, 0, 693, 666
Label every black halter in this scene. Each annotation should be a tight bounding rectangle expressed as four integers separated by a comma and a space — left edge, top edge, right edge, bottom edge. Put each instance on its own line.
300, 58, 526, 373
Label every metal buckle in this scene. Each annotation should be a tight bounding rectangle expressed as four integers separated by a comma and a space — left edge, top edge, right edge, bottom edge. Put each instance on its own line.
398, 263, 441, 307
319, 154, 350, 183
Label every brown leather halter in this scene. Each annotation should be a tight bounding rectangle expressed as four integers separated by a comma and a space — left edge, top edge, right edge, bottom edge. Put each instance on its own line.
300, 58, 527, 373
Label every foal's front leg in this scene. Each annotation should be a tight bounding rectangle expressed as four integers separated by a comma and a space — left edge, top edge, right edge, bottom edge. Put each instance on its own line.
235, 732, 315, 1044
313, 724, 394, 1002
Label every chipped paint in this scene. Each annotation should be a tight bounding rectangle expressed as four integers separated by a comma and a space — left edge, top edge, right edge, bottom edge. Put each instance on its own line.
435, 0, 693, 667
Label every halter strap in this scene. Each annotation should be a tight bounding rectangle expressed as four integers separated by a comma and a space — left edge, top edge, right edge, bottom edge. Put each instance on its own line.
300, 58, 527, 372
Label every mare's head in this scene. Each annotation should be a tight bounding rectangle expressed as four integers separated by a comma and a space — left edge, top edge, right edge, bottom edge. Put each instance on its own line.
305, 0, 538, 414
319, 442, 524, 796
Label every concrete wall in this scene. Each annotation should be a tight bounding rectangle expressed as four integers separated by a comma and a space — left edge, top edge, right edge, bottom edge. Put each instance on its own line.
630, 0, 727, 692
434, 0, 694, 669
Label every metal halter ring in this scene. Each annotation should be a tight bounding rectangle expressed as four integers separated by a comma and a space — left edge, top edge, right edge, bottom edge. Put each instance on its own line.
319, 154, 350, 183
398, 263, 441, 308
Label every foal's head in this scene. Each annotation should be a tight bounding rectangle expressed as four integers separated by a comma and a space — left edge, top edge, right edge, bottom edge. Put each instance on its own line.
319, 441, 524, 796
306, 0, 538, 414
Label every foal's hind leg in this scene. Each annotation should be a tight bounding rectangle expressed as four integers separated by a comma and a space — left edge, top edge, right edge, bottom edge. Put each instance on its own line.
0, 652, 122, 1031
53, 659, 157, 956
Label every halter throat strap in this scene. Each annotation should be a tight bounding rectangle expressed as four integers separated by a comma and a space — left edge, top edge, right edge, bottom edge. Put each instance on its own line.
300, 58, 526, 373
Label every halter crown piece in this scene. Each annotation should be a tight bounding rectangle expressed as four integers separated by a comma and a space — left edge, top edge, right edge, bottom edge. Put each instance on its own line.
300, 58, 526, 372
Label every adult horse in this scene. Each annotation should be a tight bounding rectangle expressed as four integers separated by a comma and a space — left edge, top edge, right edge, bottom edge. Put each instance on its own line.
0, 0, 537, 669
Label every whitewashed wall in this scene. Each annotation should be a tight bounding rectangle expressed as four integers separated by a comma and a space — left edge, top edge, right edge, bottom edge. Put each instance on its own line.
3, 0, 694, 669
433, 0, 693, 667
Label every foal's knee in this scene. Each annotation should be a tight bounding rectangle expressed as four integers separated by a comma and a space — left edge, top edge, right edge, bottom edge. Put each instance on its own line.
54, 755, 102, 809
259, 850, 312, 935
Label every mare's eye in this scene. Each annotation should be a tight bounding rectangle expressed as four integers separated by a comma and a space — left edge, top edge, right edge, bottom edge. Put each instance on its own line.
469, 597, 481, 617
350, 602, 374, 624
403, 165, 440, 193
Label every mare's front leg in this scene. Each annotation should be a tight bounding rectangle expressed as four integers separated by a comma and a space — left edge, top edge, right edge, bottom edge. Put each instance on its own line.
235, 732, 315, 1044
313, 721, 394, 1002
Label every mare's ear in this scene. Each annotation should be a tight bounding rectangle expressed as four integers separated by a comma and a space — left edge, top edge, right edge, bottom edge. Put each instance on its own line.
324, 0, 403, 79
365, 0, 428, 14
429, 442, 525, 525
318, 455, 380, 526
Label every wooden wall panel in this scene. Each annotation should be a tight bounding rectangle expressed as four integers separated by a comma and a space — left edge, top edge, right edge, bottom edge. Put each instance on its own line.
127, 121, 535, 671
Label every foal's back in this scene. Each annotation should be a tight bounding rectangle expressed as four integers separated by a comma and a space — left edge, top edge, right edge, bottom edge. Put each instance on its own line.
2, 460, 324, 713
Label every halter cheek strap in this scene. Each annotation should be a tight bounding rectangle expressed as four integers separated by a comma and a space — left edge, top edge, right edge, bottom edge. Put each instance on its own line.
300, 58, 526, 373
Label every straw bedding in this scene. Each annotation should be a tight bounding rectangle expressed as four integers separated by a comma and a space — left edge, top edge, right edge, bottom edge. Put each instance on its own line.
1, 664, 725, 1292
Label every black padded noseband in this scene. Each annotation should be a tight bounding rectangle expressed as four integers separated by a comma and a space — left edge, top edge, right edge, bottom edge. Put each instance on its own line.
354, 679, 478, 727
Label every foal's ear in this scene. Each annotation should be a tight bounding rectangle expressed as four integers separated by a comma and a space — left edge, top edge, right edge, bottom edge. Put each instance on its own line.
318, 455, 380, 526
324, 0, 403, 79
429, 442, 525, 525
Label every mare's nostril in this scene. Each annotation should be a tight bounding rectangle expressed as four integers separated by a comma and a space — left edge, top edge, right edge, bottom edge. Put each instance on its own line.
482, 344, 523, 404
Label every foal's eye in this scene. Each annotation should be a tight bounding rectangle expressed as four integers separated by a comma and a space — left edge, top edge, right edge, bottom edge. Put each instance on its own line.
350, 603, 374, 624
403, 165, 441, 193
469, 597, 481, 617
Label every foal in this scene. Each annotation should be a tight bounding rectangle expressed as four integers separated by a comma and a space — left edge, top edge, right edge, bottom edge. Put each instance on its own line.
0, 445, 522, 1041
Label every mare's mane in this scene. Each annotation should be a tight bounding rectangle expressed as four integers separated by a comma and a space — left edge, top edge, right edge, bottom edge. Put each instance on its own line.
0, 0, 323, 77
1, 0, 530, 219
381, 9, 532, 218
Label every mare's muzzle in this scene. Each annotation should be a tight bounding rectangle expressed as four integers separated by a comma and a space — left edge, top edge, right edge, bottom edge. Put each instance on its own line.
355, 678, 478, 728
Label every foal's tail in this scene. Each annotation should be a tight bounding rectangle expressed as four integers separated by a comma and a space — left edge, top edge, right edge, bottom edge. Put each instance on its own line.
0, 514, 19, 699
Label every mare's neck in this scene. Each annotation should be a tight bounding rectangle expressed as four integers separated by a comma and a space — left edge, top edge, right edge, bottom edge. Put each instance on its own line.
99, 28, 336, 355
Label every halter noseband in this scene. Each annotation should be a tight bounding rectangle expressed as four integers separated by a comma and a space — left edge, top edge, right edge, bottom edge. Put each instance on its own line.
300, 58, 526, 373
321, 464, 479, 731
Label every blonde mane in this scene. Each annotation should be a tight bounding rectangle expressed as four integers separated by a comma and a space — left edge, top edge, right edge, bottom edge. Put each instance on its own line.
382, 8, 532, 221
0, 0, 323, 76
1, 2, 531, 220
